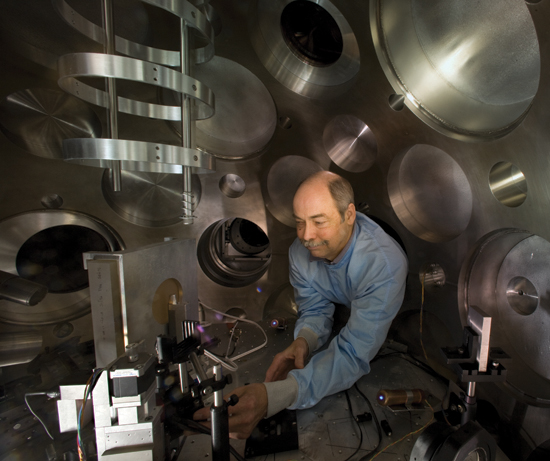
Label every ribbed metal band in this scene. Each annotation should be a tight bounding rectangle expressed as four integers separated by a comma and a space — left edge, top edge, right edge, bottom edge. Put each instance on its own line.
57, 53, 215, 120
52, 0, 214, 65
63, 138, 216, 174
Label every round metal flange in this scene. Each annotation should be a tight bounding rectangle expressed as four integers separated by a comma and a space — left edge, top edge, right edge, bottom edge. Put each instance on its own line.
219, 174, 246, 198
370, 0, 540, 141
434, 421, 495, 461
161, 56, 277, 159
0, 88, 101, 159
101, 169, 202, 227
322, 114, 377, 173
458, 228, 550, 404
250, 0, 360, 98
63, 138, 215, 174
410, 422, 455, 461
57, 53, 214, 121
496, 235, 550, 380
411, 421, 495, 461
387, 144, 472, 243
197, 218, 271, 288
0, 210, 124, 325
52, 0, 215, 66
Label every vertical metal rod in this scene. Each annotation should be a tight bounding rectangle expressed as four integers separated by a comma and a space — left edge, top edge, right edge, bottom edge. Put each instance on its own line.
211, 364, 230, 461
178, 363, 190, 394
189, 352, 208, 383
467, 381, 476, 397
213, 364, 224, 407
462, 381, 477, 425
101, 0, 122, 192
180, 18, 194, 224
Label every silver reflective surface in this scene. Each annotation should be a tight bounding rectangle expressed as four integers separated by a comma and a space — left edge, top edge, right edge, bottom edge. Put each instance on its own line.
0, 88, 101, 159
388, 144, 473, 242
219, 174, 246, 199
250, 0, 360, 98
371, 0, 540, 140
322, 114, 377, 173
164, 56, 277, 159
1, 0, 550, 457
497, 235, 550, 381
0, 211, 123, 325
0, 331, 43, 367
57, 52, 215, 121
489, 161, 528, 208
459, 230, 550, 402
101, 170, 202, 227
53, 0, 214, 66
506, 276, 539, 316
63, 138, 215, 174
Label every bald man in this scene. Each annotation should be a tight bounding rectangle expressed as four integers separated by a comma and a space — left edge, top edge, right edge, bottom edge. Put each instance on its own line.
194, 172, 408, 439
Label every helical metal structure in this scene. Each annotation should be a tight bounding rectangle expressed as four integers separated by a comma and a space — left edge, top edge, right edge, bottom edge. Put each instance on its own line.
54, 0, 216, 224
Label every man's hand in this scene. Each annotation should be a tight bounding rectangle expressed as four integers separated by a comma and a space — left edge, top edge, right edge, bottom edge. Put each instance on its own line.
265, 337, 309, 382
192, 383, 268, 440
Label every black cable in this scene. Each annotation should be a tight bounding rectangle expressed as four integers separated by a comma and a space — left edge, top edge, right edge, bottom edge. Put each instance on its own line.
343, 389, 364, 461
354, 383, 383, 461
372, 351, 448, 385
175, 418, 247, 461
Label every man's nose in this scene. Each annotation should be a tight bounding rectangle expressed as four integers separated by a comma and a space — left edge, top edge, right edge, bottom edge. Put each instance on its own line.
302, 222, 316, 241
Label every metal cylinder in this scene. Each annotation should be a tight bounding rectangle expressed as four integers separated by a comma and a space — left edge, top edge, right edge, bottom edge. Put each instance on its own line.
0, 331, 43, 367
211, 364, 229, 461
376, 388, 425, 407
180, 18, 194, 224
189, 351, 208, 383
0, 270, 47, 306
101, 0, 122, 191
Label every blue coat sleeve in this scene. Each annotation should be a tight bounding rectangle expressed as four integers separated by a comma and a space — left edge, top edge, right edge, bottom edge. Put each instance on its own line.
287, 232, 408, 410
289, 244, 335, 350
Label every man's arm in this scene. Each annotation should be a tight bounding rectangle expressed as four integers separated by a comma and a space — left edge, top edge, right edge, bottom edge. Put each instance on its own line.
288, 253, 408, 410
289, 281, 404, 409
265, 336, 308, 382
289, 242, 336, 351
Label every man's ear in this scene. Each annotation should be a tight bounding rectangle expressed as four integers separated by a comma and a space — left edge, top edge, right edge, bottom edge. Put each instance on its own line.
346, 203, 356, 224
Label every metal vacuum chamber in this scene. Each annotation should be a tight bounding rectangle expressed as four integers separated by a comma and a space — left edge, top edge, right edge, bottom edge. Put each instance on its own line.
0, 0, 549, 460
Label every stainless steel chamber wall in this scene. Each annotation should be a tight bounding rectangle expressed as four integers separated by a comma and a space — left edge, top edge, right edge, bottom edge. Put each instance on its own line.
0, 0, 549, 458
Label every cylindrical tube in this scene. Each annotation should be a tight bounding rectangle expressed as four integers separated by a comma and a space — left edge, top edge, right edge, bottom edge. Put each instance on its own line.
270, 318, 287, 329
211, 364, 229, 461
0, 331, 43, 366
211, 401, 230, 461
189, 351, 208, 383
377, 389, 425, 407
180, 18, 194, 224
101, 0, 122, 192
0, 270, 47, 306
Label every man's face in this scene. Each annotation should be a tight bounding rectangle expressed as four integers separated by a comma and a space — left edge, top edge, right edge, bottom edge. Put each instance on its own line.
293, 180, 355, 262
